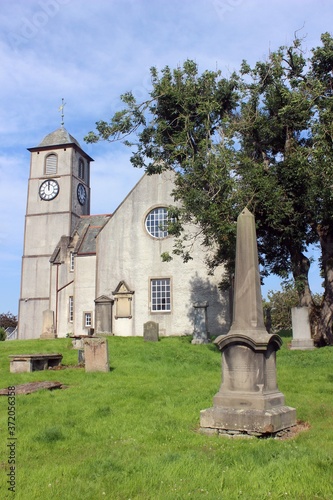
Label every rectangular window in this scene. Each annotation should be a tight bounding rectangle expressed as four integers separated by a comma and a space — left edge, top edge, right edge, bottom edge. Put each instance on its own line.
84, 312, 92, 327
151, 278, 171, 312
70, 252, 75, 272
69, 296, 74, 322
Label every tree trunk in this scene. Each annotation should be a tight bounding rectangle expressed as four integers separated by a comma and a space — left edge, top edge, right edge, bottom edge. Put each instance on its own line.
313, 228, 333, 346
290, 249, 313, 307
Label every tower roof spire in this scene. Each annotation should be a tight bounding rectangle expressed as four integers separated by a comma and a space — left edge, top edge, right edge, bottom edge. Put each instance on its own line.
58, 98, 66, 127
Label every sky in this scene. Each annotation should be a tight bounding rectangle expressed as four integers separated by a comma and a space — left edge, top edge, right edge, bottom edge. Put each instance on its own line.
0, 0, 331, 316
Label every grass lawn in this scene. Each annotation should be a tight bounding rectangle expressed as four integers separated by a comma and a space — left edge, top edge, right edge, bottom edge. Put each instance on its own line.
0, 334, 333, 499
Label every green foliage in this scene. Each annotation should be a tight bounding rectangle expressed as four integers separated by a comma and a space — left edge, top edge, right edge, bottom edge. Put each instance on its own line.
264, 285, 299, 332
0, 327, 6, 341
85, 33, 333, 343
0, 311, 17, 329
0, 338, 333, 499
264, 284, 324, 332
86, 60, 242, 283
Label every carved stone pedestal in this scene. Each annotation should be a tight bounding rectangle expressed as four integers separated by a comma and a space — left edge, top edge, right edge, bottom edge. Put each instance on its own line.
200, 331, 296, 435
199, 208, 296, 437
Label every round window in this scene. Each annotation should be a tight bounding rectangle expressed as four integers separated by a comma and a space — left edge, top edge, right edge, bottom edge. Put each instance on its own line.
145, 207, 169, 238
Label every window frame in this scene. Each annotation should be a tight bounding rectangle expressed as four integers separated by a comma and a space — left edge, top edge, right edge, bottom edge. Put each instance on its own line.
145, 207, 169, 239
69, 296, 74, 323
70, 252, 75, 272
150, 278, 171, 313
84, 312, 92, 328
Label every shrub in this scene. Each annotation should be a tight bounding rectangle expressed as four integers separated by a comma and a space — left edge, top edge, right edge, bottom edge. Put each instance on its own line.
0, 327, 7, 341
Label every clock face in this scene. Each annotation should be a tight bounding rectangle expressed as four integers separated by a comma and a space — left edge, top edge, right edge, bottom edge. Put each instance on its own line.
39, 179, 59, 201
77, 183, 87, 205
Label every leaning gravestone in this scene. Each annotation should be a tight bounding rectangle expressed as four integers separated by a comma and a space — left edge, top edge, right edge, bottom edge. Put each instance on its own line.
200, 208, 296, 436
83, 338, 109, 372
143, 321, 159, 341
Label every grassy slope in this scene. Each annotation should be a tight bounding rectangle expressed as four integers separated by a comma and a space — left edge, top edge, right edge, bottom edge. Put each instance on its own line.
0, 335, 333, 500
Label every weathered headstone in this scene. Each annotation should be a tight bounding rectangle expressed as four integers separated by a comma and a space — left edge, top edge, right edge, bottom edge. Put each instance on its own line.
71, 337, 85, 350
192, 302, 210, 344
40, 309, 56, 339
200, 208, 296, 436
78, 349, 85, 364
143, 321, 159, 342
291, 306, 314, 350
83, 338, 109, 372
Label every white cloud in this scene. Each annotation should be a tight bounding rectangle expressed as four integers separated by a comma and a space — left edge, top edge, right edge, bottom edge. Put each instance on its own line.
0, 0, 331, 313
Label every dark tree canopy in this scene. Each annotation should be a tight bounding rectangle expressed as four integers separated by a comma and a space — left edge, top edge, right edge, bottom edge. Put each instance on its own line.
0, 312, 17, 329
86, 33, 333, 345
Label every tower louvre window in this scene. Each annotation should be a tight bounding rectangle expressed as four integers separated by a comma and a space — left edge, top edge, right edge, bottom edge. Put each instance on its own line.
45, 154, 58, 175
79, 159, 85, 180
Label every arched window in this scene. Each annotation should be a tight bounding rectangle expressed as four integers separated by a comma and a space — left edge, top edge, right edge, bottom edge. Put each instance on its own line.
45, 154, 57, 175
145, 207, 169, 238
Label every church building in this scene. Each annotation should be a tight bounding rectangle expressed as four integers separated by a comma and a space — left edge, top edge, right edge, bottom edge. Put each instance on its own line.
18, 126, 230, 340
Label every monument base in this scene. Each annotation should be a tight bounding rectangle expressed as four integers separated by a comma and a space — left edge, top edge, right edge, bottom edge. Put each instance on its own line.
200, 405, 296, 436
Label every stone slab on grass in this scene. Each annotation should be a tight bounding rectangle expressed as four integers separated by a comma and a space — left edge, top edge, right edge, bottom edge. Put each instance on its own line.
0, 381, 66, 395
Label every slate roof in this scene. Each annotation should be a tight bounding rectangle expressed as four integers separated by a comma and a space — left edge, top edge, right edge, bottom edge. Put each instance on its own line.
73, 214, 112, 255
50, 214, 111, 265
38, 126, 81, 148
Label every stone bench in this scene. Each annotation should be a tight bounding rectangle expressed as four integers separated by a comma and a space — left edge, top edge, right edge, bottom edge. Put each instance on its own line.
9, 354, 63, 373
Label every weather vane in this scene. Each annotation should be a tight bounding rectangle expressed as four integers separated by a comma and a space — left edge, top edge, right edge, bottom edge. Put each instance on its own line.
58, 98, 66, 126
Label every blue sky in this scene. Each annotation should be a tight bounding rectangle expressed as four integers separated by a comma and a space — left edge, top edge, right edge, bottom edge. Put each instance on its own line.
0, 0, 330, 315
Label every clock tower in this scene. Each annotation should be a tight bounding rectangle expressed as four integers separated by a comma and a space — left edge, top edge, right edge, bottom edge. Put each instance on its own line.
18, 127, 93, 339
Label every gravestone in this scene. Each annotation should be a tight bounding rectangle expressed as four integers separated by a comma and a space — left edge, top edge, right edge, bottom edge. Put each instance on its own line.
143, 321, 159, 341
200, 208, 296, 436
83, 338, 109, 372
291, 306, 314, 350
40, 309, 56, 339
71, 337, 85, 350
192, 302, 210, 344
78, 349, 85, 364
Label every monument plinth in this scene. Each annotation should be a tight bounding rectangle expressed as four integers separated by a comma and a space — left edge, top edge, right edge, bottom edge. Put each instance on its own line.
200, 208, 296, 436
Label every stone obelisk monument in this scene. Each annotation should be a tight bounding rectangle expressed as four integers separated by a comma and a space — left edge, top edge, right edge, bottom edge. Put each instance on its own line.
200, 208, 296, 436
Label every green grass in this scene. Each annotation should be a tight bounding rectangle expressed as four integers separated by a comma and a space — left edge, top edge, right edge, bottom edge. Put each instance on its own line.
0, 335, 333, 499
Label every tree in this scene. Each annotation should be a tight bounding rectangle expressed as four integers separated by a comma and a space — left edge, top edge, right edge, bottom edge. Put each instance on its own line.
306, 33, 333, 345
263, 285, 299, 333
86, 61, 242, 284
85, 34, 333, 345
236, 38, 316, 307
264, 285, 323, 335
0, 312, 17, 329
